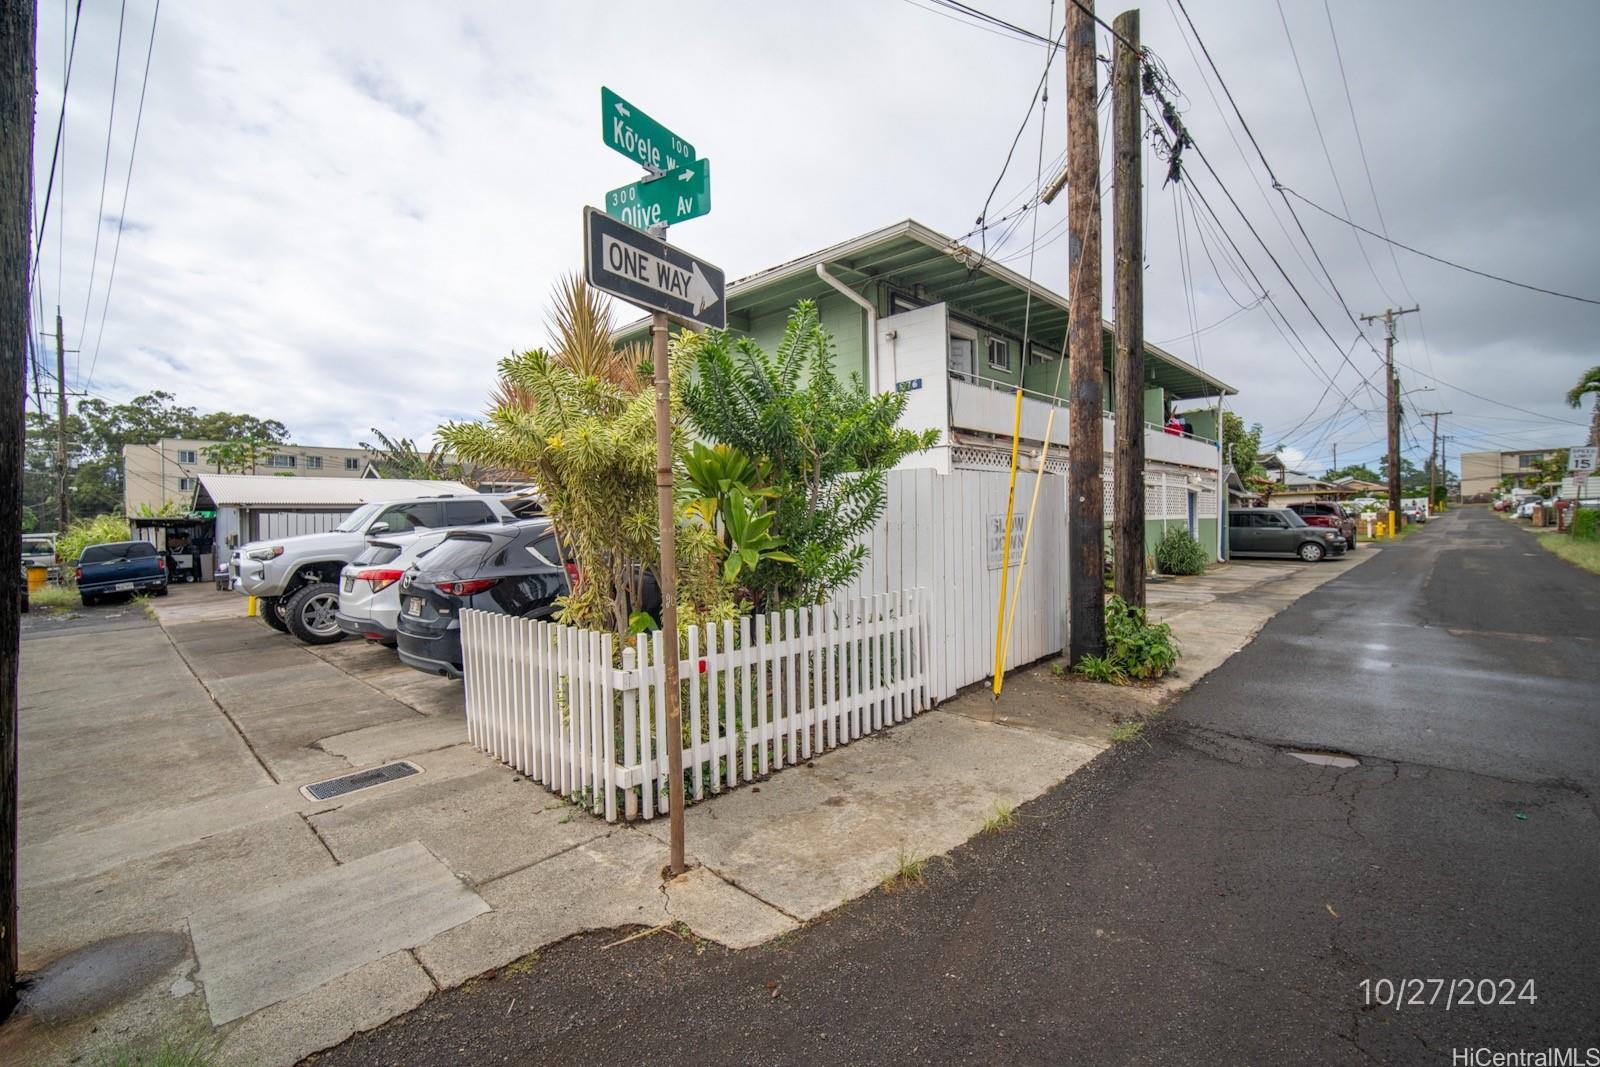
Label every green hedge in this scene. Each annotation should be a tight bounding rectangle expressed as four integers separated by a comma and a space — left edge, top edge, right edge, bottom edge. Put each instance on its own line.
1572, 507, 1599, 542
56, 514, 133, 566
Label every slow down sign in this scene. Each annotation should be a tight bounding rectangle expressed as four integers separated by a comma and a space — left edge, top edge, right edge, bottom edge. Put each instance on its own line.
582, 207, 726, 329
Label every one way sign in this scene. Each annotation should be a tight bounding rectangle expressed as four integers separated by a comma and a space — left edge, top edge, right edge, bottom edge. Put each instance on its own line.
583, 207, 725, 329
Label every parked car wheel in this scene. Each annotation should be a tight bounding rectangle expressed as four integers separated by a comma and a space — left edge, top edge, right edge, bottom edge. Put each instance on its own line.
1298, 541, 1326, 563
258, 595, 290, 633
284, 582, 346, 644
153, 584, 169, 597
80, 594, 96, 607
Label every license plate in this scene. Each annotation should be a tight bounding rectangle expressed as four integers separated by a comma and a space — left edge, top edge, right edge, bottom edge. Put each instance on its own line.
114, 582, 134, 592
406, 597, 424, 617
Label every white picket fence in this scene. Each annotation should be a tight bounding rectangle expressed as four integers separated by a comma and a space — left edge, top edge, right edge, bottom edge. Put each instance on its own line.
460, 590, 930, 822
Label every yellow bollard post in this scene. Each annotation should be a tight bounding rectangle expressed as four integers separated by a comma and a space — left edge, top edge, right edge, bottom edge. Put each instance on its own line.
1388, 512, 1396, 538
246, 595, 258, 617
992, 385, 1025, 698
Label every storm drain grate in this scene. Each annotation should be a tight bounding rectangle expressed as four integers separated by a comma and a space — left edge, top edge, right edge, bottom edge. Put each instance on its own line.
300, 761, 421, 802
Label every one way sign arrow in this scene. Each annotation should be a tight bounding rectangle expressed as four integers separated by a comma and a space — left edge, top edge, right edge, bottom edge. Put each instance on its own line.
584, 207, 724, 329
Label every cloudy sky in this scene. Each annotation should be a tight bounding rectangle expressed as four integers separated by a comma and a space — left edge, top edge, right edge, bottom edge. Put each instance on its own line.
29, 0, 1600, 474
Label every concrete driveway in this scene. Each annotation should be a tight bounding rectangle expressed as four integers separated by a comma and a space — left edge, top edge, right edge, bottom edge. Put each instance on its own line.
4, 549, 1366, 1065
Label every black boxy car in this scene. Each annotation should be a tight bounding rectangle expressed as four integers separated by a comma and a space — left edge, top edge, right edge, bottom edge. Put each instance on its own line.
395, 521, 569, 678
1227, 507, 1346, 562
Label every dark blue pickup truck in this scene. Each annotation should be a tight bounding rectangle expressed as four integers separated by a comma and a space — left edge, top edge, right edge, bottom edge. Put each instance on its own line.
75, 540, 168, 605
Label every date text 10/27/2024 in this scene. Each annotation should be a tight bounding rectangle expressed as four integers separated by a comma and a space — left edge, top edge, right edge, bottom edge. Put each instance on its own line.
1361, 978, 1537, 1011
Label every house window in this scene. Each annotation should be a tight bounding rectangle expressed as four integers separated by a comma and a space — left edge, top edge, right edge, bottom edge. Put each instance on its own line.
268, 454, 296, 469
1518, 454, 1543, 469
305, 455, 323, 470
177, 449, 197, 464
344, 457, 361, 471
1027, 345, 1054, 366
987, 337, 1012, 372
889, 292, 925, 314
178, 477, 194, 492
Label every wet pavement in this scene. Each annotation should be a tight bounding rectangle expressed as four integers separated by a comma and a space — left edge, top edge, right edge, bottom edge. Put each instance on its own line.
314, 508, 1600, 1065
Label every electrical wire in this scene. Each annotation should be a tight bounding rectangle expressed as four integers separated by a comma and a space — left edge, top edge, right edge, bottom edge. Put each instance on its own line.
75, 0, 129, 367
85, 0, 161, 391
29, 0, 85, 305
1279, 184, 1600, 307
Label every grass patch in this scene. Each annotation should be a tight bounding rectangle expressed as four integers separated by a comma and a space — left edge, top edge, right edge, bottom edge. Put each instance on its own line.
1532, 532, 1600, 575
501, 951, 541, 977
30, 583, 80, 611
981, 802, 1017, 834
1109, 719, 1146, 744
93, 1031, 224, 1067
880, 849, 928, 892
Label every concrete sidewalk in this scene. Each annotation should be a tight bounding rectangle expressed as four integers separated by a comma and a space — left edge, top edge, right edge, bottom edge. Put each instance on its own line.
3, 551, 1372, 1065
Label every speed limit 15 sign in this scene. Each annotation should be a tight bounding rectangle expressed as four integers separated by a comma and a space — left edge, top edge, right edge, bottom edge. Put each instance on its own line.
1568, 445, 1598, 473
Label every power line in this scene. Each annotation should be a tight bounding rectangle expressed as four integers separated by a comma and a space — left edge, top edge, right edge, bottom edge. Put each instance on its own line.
1279, 184, 1600, 307
75, 0, 129, 369
28, 0, 85, 305
1274, 0, 1395, 306
85, 0, 161, 391
1169, 0, 1387, 365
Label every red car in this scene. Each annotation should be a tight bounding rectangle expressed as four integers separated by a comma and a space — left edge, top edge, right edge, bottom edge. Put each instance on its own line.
1286, 501, 1358, 549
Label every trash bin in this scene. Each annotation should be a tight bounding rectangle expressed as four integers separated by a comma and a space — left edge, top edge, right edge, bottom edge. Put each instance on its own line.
26, 566, 47, 593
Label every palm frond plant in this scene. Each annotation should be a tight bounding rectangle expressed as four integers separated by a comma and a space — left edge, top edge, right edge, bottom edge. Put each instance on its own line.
1566, 365, 1600, 448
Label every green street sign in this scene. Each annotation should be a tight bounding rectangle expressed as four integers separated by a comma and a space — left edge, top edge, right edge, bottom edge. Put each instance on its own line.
601, 86, 695, 175
605, 160, 711, 230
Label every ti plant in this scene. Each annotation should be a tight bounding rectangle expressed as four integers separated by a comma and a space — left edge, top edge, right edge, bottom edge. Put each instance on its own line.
719, 486, 794, 583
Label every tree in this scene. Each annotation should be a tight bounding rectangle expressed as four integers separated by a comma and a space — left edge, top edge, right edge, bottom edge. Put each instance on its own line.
438, 275, 687, 640
681, 301, 938, 608
21, 390, 292, 518
202, 438, 278, 474
1566, 366, 1600, 448
361, 428, 473, 482
1325, 464, 1381, 483
1221, 411, 1273, 500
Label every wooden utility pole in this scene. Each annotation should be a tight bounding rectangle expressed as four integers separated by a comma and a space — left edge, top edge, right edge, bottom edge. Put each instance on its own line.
2, 0, 36, 1021
1111, 8, 1143, 610
650, 310, 686, 877
1360, 306, 1418, 524
1066, 0, 1105, 662
1421, 409, 1452, 511
53, 307, 67, 530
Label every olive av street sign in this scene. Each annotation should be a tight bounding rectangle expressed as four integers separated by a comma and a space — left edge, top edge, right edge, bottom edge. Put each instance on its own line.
605, 160, 712, 229
601, 86, 695, 175
583, 207, 725, 329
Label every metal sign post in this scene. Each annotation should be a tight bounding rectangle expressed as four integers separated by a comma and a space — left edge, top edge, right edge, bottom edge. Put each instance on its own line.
587, 89, 723, 878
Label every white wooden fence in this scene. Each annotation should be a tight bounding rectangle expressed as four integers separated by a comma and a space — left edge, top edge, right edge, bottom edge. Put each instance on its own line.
846, 466, 1067, 702
460, 590, 930, 822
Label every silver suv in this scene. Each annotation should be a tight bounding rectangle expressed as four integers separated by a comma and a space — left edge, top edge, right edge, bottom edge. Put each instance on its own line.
233, 495, 515, 643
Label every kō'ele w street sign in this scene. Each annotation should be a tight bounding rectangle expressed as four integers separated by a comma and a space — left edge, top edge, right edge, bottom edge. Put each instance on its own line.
583, 207, 725, 329
605, 160, 712, 230
601, 86, 695, 175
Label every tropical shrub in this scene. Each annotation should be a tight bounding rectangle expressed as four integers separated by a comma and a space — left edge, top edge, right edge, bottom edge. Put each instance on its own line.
438, 275, 728, 639
1154, 526, 1208, 576
1074, 595, 1180, 683
57, 514, 134, 566
680, 301, 938, 608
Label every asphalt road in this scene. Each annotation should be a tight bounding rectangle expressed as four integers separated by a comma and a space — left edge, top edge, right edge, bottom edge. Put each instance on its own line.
314, 508, 1600, 1066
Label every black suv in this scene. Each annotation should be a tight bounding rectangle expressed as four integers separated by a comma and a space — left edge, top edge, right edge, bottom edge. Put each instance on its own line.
395, 520, 568, 678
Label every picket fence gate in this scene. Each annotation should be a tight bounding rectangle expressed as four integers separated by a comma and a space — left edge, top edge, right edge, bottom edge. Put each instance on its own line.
460, 589, 930, 822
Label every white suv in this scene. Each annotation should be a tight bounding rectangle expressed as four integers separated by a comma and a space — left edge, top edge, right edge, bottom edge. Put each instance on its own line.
232, 495, 515, 644
334, 530, 451, 646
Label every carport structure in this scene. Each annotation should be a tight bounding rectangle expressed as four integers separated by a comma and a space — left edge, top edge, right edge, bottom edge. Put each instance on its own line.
192, 474, 479, 569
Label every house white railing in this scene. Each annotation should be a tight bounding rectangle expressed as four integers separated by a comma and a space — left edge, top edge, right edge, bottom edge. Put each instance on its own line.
460, 590, 930, 823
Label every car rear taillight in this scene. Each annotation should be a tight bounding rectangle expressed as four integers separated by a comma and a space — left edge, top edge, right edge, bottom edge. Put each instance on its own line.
74, 566, 82, 583
357, 568, 406, 592
436, 578, 499, 597
157, 557, 167, 570
564, 561, 580, 587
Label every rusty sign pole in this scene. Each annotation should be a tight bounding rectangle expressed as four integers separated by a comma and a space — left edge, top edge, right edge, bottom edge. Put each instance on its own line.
650, 307, 687, 877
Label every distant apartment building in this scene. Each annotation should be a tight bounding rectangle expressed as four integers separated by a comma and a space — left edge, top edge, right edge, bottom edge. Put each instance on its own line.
1459, 447, 1560, 499
123, 438, 374, 515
